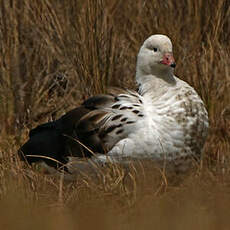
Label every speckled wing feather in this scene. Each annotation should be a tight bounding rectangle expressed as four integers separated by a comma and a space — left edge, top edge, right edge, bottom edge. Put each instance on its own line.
73, 89, 145, 155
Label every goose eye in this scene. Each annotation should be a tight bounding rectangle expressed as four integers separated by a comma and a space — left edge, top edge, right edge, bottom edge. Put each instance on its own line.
153, 47, 158, 52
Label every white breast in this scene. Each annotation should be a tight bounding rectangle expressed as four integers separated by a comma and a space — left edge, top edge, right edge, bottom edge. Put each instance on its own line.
97, 77, 209, 163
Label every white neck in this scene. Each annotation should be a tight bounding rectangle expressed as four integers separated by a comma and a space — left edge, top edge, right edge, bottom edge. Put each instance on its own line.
136, 67, 176, 97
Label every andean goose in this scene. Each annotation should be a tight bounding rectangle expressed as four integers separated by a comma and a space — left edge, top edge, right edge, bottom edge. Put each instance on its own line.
18, 34, 209, 171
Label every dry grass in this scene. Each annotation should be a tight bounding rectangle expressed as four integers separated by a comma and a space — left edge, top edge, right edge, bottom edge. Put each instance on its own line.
0, 0, 230, 229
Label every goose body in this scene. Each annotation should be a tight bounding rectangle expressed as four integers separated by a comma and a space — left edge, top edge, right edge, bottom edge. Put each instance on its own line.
19, 35, 209, 170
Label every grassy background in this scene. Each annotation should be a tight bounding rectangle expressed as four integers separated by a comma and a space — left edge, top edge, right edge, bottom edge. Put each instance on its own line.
0, 0, 230, 229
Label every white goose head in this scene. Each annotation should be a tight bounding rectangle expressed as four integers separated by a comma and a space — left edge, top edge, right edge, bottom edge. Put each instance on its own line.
136, 35, 176, 84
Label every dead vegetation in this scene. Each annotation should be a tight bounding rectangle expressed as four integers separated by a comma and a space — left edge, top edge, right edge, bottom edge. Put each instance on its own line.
0, 0, 230, 229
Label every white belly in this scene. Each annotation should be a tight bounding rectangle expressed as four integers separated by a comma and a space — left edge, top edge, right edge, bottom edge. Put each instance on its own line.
105, 117, 185, 159
95, 79, 209, 164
